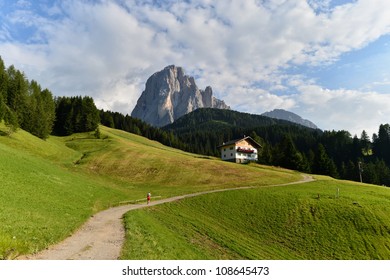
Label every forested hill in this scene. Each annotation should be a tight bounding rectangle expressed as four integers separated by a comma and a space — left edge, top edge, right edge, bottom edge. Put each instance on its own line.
162, 108, 390, 187
163, 108, 316, 133
162, 108, 322, 155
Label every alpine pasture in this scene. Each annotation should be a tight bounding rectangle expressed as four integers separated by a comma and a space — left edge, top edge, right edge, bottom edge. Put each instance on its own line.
1, 124, 302, 259
1, 123, 389, 259
121, 177, 390, 259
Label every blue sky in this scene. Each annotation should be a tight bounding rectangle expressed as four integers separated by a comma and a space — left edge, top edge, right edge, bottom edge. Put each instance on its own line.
1, 0, 390, 137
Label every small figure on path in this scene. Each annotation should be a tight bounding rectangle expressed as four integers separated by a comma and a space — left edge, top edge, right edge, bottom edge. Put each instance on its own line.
147, 192, 151, 205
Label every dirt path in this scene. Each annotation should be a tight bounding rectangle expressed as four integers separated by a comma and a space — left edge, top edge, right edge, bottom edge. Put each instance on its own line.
20, 174, 314, 260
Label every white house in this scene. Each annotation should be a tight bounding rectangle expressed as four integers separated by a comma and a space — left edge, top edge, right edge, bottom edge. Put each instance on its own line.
218, 136, 262, 163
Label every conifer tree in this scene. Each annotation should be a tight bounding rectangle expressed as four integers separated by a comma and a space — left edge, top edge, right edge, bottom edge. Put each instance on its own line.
6, 66, 29, 125
313, 143, 339, 178
0, 56, 8, 122
373, 124, 390, 165
360, 130, 371, 155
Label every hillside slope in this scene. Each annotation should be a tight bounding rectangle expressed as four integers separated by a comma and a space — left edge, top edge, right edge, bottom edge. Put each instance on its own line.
3, 123, 390, 260
66, 125, 302, 197
122, 176, 390, 260
0, 124, 128, 259
0, 124, 301, 259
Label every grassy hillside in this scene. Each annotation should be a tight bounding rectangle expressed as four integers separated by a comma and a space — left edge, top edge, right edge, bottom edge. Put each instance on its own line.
0, 124, 128, 259
121, 177, 390, 260
0, 124, 301, 259
65, 126, 302, 198
3, 123, 390, 260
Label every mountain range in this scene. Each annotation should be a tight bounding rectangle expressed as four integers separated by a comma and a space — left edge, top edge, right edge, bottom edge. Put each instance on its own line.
131, 65, 318, 130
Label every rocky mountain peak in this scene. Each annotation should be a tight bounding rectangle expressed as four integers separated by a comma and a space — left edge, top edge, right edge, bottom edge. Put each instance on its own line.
262, 109, 318, 129
131, 65, 230, 127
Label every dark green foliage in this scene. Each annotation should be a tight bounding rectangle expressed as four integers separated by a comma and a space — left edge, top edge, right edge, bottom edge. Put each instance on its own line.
94, 127, 101, 139
274, 136, 309, 172
0, 56, 55, 138
162, 108, 390, 186
100, 110, 115, 128
99, 110, 187, 151
2, 105, 18, 134
373, 124, 390, 165
22, 81, 56, 139
360, 130, 371, 155
312, 144, 339, 178
53, 96, 100, 136
0, 57, 8, 122
163, 108, 321, 158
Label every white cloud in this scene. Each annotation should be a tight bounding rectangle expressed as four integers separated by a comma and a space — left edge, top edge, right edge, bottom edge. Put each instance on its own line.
0, 0, 390, 134
297, 84, 390, 136
224, 86, 296, 114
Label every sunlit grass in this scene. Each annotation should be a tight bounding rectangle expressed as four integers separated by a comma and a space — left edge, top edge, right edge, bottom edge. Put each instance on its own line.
0, 124, 300, 259
121, 178, 390, 260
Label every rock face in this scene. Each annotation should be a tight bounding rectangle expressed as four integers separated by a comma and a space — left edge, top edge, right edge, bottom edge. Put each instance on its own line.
131, 65, 230, 127
262, 109, 318, 129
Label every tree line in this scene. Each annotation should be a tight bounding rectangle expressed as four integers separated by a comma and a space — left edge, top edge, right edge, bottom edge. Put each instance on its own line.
163, 108, 390, 187
0, 56, 100, 138
1, 56, 389, 186
53, 96, 100, 136
0, 57, 55, 138
99, 110, 186, 150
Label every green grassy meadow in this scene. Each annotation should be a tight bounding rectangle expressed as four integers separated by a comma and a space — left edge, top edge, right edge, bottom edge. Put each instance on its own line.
0, 124, 300, 259
121, 178, 390, 260
65, 126, 302, 198
2, 122, 390, 260
0, 125, 128, 259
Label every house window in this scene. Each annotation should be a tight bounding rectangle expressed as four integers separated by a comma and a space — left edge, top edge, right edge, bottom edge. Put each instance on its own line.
231, 153, 233, 156
230, 147, 233, 150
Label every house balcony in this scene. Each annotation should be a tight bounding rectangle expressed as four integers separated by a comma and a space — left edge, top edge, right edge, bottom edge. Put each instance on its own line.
236, 147, 255, 154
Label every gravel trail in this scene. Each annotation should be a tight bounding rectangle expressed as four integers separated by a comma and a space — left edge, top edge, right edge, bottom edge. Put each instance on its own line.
20, 174, 314, 260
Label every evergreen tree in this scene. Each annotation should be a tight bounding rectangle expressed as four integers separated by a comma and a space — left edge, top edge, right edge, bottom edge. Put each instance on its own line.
373, 124, 390, 165
360, 130, 371, 155
0, 95, 5, 122
34, 88, 55, 139
313, 144, 339, 178
373, 159, 390, 186
275, 136, 308, 172
0, 56, 8, 122
6, 66, 29, 126
22, 80, 40, 134
81, 96, 100, 132
362, 162, 378, 185
53, 96, 100, 136
2, 106, 18, 134
100, 110, 115, 128
350, 135, 362, 161
250, 131, 264, 146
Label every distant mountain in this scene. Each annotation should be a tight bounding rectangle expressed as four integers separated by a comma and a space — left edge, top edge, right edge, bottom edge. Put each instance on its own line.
262, 109, 318, 129
164, 108, 297, 133
131, 65, 230, 127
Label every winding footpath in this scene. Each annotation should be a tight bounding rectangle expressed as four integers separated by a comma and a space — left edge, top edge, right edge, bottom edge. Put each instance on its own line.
19, 175, 314, 260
